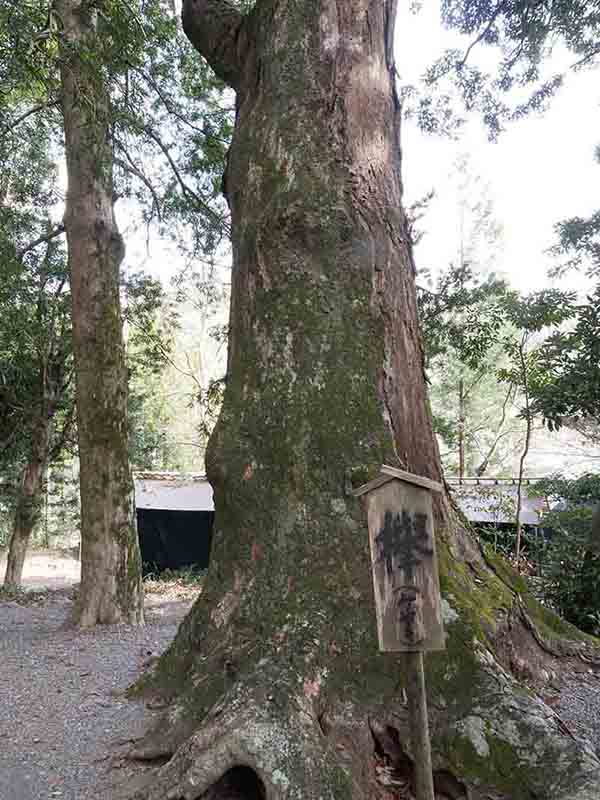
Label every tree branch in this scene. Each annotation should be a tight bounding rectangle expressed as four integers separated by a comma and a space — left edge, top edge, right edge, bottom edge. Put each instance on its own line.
475, 384, 516, 476
571, 44, 600, 71
114, 150, 163, 223
141, 125, 230, 235
182, 0, 247, 90
135, 67, 230, 144
48, 402, 77, 462
1, 101, 60, 137
17, 224, 66, 261
457, 3, 506, 70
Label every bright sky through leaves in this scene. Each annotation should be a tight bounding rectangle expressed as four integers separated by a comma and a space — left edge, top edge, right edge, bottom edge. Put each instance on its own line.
396, 0, 600, 292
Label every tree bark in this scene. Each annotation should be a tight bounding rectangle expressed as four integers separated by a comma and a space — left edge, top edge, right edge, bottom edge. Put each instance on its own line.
57, 0, 143, 626
128, 1, 600, 797
458, 377, 466, 479
3, 417, 52, 588
3, 267, 69, 589
514, 334, 532, 572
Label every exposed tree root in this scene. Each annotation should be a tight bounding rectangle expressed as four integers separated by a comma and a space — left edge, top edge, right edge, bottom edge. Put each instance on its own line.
129, 682, 355, 800
516, 600, 600, 665
126, 634, 600, 800
121, 518, 600, 800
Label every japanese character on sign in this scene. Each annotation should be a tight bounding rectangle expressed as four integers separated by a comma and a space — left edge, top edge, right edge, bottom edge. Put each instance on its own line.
374, 509, 432, 646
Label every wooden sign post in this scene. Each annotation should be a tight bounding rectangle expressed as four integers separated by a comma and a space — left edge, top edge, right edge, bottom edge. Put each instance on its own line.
353, 465, 445, 800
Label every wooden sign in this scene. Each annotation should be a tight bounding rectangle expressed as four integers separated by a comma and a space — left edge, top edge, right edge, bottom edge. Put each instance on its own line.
353, 466, 445, 653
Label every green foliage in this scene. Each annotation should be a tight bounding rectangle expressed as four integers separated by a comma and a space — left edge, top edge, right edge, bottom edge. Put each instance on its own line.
477, 522, 543, 562
419, 263, 509, 369
107, 0, 232, 257
552, 210, 600, 279
196, 376, 226, 449
496, 289, 577, 424
422, 261, 582, 477
500, 289, 577, 333
532, 473, 600, 634
529, 286, 600, 428
123, 272, 181, 470
1, 0, 231, 260
413, 0, 600, 137
419, 262, 519, 475
1, 0, 233, 487
411, 0, 600, 441
0, 81, 74, 480
43, 461, 80, 546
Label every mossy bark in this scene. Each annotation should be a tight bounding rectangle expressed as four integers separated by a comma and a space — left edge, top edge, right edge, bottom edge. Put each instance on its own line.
4, 417, 52, 588
128, 0, 600, 797
57, 0, 143, 626
4, 329, 64, 589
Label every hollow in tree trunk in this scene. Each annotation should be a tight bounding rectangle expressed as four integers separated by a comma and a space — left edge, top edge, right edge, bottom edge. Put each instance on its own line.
128, 1, 600, 797
57, 0, 143, 626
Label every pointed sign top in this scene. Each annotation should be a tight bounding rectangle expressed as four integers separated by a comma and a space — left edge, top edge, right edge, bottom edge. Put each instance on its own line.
352, 465, 443, 498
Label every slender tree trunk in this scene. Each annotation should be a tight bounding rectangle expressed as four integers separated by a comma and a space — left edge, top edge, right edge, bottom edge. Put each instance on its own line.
128, 2, 600, 798
514, 335, 532, 572
57, 0, 143, 626
3, 416, 52, 588
475, 383, 514, 476
458, 376, 466, 479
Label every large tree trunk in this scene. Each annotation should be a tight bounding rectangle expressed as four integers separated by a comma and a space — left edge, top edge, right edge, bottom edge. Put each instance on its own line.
128, 1, 600, 797
57, 0, 143, 626
3, 416, 52, 588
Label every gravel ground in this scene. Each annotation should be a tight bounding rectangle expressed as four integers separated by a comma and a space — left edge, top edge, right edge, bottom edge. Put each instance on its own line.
556, 671, 600, 756
0, 559, 198, 800
3, 553, 600, 799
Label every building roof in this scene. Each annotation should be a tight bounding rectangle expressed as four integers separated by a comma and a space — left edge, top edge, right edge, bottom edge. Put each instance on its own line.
131, 472, 552, 522
133, 473, 214, 512
447, 479, 549, 525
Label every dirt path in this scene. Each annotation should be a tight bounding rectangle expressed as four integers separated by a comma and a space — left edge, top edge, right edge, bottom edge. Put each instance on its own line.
0, 554, 197, 800
0, 549, 81, 591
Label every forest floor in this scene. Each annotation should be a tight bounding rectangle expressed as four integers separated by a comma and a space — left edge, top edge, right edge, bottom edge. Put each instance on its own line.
0, 549, 200, 800
1, 551, 600, 799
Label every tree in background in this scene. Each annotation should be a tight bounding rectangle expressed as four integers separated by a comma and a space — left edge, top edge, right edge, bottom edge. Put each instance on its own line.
0, 67, 184, 583
419, 263, 516, 476
1, 241, 74, 588
1, 0, 231, 613
418, 155, 528, 478
417, 159, 516, 478
530, 285, 600, 436
534, 473, 600, 634
0, 89, 75, 587
164, 258, 230, 469
55, 0, 144, 625
125, 261, 230, 473
499, 290, 577, 568
429, 0, 600, 446
124, 272, 180, 471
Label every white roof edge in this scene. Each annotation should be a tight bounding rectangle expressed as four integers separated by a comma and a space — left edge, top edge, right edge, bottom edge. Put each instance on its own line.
133, 472, 208, 482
